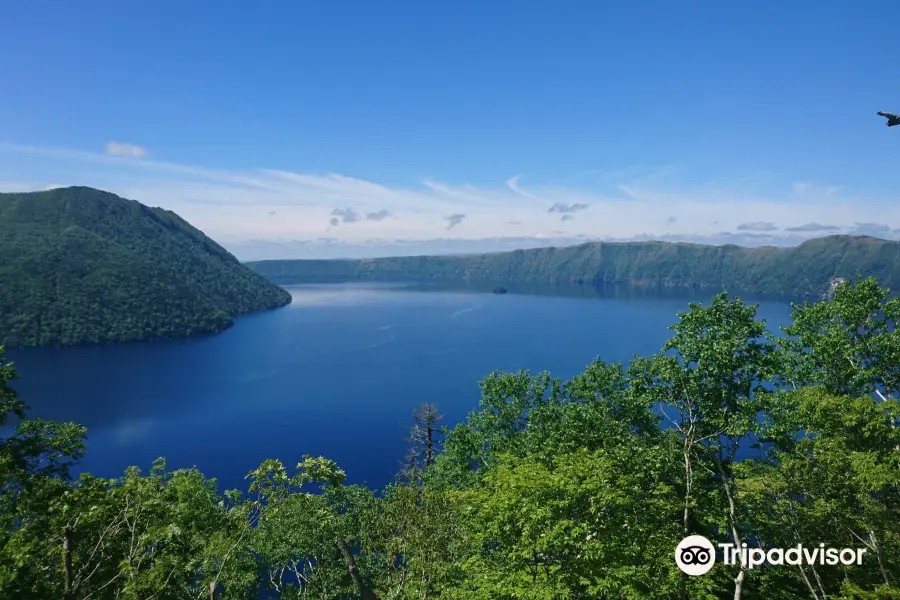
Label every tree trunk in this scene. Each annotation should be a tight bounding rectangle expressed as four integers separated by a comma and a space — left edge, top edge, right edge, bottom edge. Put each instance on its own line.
715, 454, 747, 600
425, 423, 433, 468
63, 526, 73, 600
338, 539, 380, 600
870, 530, 891, 586
796, 565, 820, 600
810, 563, 828, 599
682, 438, 692, 535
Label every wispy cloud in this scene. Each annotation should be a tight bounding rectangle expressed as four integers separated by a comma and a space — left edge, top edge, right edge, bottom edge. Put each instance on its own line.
785, 222, 840, 232
104, 141, 149, 159
736, 221, 778, 232
1, 142, 898, 257
792, 181, 843, 200
0, 180, 70, 193
506, 175, 543, 201
0, 142, 267, 189
850, 222, 897, 237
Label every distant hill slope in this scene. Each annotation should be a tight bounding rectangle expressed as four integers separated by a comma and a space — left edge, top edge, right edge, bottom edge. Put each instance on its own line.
0, 186, 292, 347
247, 235, 900, 297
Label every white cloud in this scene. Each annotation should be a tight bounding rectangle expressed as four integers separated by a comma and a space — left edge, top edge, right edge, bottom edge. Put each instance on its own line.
104, 140, 149, 159
849, 222, 897, 237
785, 222, 840, 232
792, 181, 843, 200
1, 141, 898, 258
506, 175, 544, 201
0, 180, 70, 193
736, 221, 778, 232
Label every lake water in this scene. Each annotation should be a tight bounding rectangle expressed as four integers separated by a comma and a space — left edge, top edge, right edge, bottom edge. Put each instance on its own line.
5, 283, 796, 493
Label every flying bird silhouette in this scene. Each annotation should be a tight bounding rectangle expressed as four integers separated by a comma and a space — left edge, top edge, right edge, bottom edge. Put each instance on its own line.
877, 111, 900, 127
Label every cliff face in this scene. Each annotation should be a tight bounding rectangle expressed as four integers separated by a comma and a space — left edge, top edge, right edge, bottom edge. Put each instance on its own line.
0, 187, 292, 347
246, 235, 900, 298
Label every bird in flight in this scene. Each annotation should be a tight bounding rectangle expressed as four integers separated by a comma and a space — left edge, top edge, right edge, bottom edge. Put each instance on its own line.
877, 111, 900, 127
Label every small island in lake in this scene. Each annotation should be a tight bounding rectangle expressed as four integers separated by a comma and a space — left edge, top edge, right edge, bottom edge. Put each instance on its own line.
493, 286, 508, 294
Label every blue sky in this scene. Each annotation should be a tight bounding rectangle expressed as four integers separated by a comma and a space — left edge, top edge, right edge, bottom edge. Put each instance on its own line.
2, 1, 900, 259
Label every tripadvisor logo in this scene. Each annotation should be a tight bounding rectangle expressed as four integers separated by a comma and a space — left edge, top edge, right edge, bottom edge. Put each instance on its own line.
675, 535, 716, 575
675, 535, 867, 576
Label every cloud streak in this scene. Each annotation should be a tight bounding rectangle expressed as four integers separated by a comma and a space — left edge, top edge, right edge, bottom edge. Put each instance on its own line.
785, 222, 840, 232
104, 141, 148, 159
850, 222, 897, 237
1, 142, 898, 255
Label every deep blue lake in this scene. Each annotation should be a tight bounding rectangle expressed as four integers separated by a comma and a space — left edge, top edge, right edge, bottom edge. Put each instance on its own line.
6, 282, 796, 493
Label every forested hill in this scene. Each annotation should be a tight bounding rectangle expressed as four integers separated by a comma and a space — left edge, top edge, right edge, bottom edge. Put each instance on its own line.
0, 186, 292, 348
247, 235, 900, 297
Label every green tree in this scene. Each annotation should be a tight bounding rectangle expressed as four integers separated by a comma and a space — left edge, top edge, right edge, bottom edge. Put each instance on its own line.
435, 370, 563, 486
745, 388, 900, 597
448, 443, 699, 599
0, 347, 88, 598
779, 277, 900, 399
247, 456, 383, 599
629, 293, 776, 600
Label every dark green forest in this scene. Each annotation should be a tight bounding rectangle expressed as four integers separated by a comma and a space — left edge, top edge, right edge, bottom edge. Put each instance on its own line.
0, 187, 292, 348
247, 235, 900, 298
2, 278, 898, 599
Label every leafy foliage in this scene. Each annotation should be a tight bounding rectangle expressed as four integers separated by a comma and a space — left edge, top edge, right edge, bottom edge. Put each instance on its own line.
0, 186, 292, 347
2, 278, 900, 598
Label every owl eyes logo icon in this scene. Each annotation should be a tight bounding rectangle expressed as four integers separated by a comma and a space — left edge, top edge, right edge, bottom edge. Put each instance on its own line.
675, 535, 716, 576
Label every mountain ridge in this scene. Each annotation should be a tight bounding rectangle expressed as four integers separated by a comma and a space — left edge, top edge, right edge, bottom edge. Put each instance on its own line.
246, 234, 900, 297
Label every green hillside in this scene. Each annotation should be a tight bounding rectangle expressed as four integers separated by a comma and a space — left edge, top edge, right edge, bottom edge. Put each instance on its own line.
0, 186, 292, 347
247, 235, 900, 297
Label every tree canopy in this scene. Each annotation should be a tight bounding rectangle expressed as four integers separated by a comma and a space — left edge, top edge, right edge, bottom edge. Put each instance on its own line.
0, 187, 292, 348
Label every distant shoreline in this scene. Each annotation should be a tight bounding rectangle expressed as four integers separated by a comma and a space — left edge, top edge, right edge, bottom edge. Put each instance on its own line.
247, 235, 899, 300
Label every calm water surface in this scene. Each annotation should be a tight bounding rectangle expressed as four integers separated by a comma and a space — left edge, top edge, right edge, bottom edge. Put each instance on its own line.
6, 283, 796, 492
